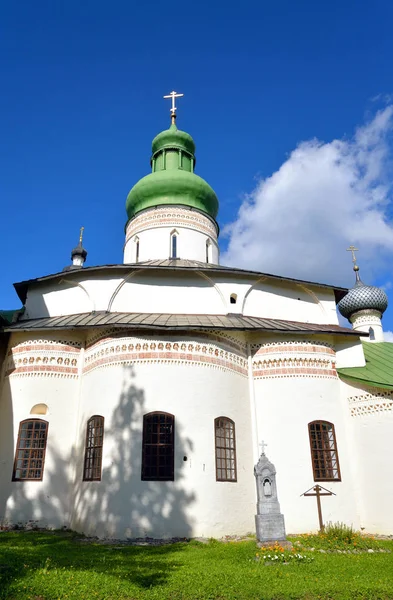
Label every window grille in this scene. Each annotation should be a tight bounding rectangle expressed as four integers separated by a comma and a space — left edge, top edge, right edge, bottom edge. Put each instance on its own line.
12, 419, 48, 481
308, 421, 341, 481
83, 416, 104, 481
215, 417, 237, 482
141, 412, 174, 481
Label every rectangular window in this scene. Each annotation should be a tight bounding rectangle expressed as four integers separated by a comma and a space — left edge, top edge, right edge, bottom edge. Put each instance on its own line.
171, 235, 177, 259
12, 420, 48, 481
309, 421, 341, 481
142, 412, 174, 481
215, 417, 237, 482
83, 416, 104, 481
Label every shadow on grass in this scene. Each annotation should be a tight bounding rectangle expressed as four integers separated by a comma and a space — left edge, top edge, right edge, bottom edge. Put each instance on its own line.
0, 531, 187, 598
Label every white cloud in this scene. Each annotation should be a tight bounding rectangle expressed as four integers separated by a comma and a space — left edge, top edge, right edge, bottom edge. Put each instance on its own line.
383, 331, 393, 343
222, 106, 393, 288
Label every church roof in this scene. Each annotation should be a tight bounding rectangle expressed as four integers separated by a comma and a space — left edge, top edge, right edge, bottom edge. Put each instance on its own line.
13, 260, 349, 305
337, 342, 393, 389
1, 311, 364, 337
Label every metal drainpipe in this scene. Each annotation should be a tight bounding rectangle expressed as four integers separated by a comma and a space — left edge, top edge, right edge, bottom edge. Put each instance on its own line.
247, 341, 259, 463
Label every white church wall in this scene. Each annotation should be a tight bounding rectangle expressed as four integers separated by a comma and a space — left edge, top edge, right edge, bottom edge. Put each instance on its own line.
70, 331, 255, 539
335, 339, 366, 368
0, 331, 83, 530
109, 272, 226, 315
243, 282, 338, 325
123, 206, 219, 264
341, 380, 393, 533
22, 269, 343, 328
251, 336, 360, 533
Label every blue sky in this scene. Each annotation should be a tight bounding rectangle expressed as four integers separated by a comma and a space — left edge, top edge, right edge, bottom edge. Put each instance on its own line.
2, 0, 393, 331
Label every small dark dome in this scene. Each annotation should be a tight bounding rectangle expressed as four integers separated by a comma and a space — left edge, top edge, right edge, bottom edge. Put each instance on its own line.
71, 245, 87, 260
338, 279, 388, 319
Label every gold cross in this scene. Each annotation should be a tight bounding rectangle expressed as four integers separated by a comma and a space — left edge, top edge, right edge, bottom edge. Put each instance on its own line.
79, 226, 84, 244
346, 245, 359, 266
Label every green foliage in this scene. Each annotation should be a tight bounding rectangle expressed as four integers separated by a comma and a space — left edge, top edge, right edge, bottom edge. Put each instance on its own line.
289, 523, 388, 551
0, 531, 393, 599
324, 521, 356, 544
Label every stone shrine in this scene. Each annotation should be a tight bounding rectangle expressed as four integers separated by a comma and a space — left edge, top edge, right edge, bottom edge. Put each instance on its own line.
254, 451, 286, 543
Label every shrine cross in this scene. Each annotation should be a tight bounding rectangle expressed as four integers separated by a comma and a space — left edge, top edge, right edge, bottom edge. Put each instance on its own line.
163, 90, 184, 115
259, 440, 268, 454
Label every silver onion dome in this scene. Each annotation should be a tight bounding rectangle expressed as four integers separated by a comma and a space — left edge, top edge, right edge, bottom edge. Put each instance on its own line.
338, 268, 388, 319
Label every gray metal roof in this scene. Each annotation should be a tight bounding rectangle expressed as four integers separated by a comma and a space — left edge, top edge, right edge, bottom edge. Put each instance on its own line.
13, 260, 349, 305
2, 311, 365, 336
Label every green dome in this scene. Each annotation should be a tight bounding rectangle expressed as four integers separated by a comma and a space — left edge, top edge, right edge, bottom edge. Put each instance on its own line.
125, 119, 219, 223
152, 123, 195, 156
126, 169, 219, 219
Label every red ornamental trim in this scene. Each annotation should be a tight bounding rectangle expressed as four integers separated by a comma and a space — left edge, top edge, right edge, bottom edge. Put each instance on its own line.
253, 367, 337, 378
254, 345, 335, 356
86, 332, 245, 355
83, 351, 247, 376
8, 344, 80, 356
126, 216, 216, 241
6, 365, 78, 377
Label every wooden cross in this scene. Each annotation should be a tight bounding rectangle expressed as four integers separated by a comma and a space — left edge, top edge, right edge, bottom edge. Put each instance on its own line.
301, 485, 336, 531
259, 440, 268, 454
346, 245, 359, 267
163, 90, 184, 115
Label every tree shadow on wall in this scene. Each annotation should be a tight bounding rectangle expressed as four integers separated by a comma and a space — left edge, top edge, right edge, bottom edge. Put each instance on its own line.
70, 365, 195, 584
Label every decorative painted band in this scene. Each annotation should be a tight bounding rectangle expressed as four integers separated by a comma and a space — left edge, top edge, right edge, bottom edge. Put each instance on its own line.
125, 208, 217, 242
349, 400, 393, 416
83, 351, 247, 376
5, 340, 80, 378
8, 344, 80, 356
86, 330, 246, 355
348, 391, 393, 416
253, 368, 337, 379
5, 365, 78, 378
254, 344, 335, 356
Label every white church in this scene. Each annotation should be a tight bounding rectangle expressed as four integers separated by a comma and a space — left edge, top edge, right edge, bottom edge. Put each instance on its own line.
1, 93, 392, 539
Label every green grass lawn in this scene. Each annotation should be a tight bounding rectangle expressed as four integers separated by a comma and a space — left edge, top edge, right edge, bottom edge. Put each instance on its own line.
0, 531, 393, 600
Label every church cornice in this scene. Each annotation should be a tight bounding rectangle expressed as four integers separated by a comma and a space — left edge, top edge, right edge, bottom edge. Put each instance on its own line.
13, 261, 350, 305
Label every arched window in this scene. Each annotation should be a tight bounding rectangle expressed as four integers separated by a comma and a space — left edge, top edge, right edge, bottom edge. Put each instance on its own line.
12, 419, 48, 481
171, 233, 178, 259
230, 294, 237, 304
83, 416, 104, 481
135, 237, 140, 263
206, 239, 211, 263
308, 421, 341, 481
215, 417, 237, 482
142, 412, 174, 481
369, 327, 375, 340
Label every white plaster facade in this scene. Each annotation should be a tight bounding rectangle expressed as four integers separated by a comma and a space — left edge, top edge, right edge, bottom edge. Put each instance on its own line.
0, 109, 392, 539
0, 256, 392, 538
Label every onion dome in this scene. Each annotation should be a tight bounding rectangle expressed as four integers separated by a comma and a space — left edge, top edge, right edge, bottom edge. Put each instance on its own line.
65, 227, 87, 270
152, 123, 195, 156
125, 117, 219, 222
338, 265, 388, 319
71, 244, 87, 262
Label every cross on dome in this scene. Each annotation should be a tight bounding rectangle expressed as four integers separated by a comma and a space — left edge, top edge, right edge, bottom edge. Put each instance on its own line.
163, 90, 184, 122
346, 245, 359, 270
